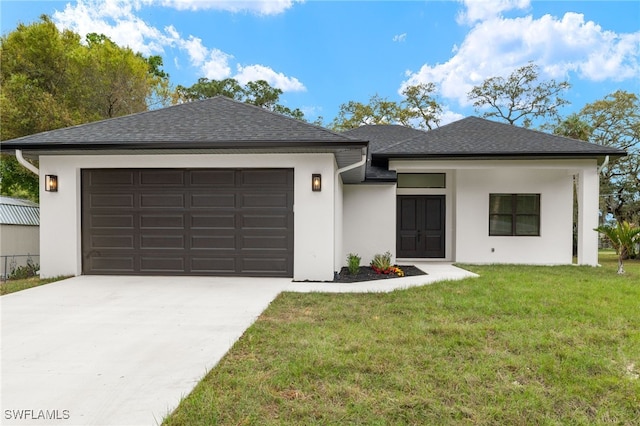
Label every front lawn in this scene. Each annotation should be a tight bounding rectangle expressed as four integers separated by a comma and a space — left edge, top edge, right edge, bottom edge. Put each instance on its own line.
164, 253, 640, 425
0, 276, 68, 295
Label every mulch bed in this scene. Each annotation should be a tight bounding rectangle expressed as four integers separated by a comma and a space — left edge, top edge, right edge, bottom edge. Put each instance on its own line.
334, 265, 426, 283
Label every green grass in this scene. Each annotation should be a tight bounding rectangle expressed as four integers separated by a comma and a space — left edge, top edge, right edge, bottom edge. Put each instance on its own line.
164, 252, 640, 425
0, 276, 68, 295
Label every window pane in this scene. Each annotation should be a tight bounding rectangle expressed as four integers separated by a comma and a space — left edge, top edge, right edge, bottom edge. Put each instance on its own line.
515, 215, 540, 235
397, 173, 445, 188
489, 194, 513, 214
516, 194, 539, 214
490, 214, 512, 235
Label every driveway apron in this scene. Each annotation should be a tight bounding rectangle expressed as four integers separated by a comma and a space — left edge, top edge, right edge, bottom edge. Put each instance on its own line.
1, 276, 287, 426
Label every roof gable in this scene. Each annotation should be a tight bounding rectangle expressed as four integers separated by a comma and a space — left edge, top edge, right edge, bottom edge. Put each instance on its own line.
1, 96, 361, 149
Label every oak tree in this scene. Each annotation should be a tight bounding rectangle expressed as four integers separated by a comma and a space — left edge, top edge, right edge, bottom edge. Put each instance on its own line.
468, 62, 570, 128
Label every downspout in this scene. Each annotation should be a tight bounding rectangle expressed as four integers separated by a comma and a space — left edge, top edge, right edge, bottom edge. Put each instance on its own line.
333, 147, 367, 279
597, 155, 609, 174
335, 147, 367, 177
15, 150, 39, 175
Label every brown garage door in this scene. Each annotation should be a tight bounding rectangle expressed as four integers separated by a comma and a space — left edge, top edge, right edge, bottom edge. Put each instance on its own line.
82, 168, 294, 277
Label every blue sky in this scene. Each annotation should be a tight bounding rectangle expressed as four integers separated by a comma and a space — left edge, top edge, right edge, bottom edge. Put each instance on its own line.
2, 0, 639, 126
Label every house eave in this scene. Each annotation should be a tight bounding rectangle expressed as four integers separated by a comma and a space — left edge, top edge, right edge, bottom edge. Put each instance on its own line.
373, 152, 627, 162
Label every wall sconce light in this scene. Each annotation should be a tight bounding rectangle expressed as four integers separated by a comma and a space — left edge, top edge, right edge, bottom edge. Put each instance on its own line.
312, 174, 321, 192
45, 175, 58, 192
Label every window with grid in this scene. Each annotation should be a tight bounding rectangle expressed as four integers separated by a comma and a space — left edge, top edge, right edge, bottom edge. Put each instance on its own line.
489, 194, 540, 236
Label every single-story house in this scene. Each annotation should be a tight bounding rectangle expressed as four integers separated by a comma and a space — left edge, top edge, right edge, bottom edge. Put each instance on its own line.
1, 96, 625, 281
0, 196, 40, 278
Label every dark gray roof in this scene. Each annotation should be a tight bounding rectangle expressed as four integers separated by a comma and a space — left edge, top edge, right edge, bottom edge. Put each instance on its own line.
0, 196, 39, 226
343, 117, 625, 182
343, 125, 428, 181
1, 96, 366, 150
375, 116, 626, 158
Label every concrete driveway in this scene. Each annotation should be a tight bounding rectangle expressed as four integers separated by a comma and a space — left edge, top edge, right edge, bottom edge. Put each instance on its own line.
1, 265, 476, 425
1, 276, 289, 426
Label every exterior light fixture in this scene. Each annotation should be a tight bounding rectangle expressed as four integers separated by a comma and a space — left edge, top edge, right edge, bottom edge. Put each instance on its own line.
312, 174, 321, 192
45, 175, 58, 192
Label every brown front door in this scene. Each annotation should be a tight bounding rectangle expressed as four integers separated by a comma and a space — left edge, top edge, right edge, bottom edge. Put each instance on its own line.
82, 168, 294, 277
397, 195, 445, 258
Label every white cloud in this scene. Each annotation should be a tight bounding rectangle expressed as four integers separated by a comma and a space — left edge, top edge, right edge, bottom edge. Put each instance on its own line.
235, 64, 306, 92
53, 0, 174, 55
438, 108, 465, 126
52, 0, 306, 91
160, 0, 299, 15
403, 9, 640, 106
392, 33, 407, 42
456, 0, 530, 25
201, 49, 233, 79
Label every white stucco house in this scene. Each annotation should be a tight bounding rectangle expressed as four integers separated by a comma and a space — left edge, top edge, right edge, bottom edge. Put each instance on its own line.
1, 96, 625, 281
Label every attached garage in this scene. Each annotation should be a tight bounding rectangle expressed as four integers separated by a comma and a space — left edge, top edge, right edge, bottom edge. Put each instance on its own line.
82, 168, 294, 277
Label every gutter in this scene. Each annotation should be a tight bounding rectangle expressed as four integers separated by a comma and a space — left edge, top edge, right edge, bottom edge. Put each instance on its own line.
597, 155, 609, 174
15, 150, 39, 175
335, 147, 367, 178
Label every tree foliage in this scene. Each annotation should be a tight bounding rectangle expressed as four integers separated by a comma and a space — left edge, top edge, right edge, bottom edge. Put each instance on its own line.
0, 16, 170, 200
173, 78, 304, 120
578, 91, 640, 224
468, 62, 570, 128
331, 83, 441, 131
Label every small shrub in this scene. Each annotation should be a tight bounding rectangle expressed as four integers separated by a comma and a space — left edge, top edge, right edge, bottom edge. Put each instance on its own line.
8, 257, 39, 280
347, 253, 361, 275
371, 251, 392, 274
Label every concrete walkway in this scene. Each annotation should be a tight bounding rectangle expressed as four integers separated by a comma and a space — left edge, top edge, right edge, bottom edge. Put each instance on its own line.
1, 264, 476, 426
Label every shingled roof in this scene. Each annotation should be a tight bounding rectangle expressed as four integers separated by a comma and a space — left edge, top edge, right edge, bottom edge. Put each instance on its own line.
375, 116, 625, 158
342, 125, 428, 181
1, 96, 366, 150
343, 117, 625, 182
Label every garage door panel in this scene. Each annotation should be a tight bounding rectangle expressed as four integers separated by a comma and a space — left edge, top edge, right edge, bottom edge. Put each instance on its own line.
191, 257, 237, 274
90, 235, 135, 250
241, 193, 289, 208
241, 257, 289, 275
191, 214, 235, 229
89, 170, 134, 186
140, 170, 184, 186
82, 168, 293, 277
241, 169, 290, 186
90, 194, 135, 208
140, 235, 185, 249
91, 215, 135, 229
241, 214, 289, 229
191, 235, 236, 250
241, 235, 289, 250
191, 194, 235, 208
140, 215, 184, 229
141, 194, 185, 208
140, 256, 185, 272
190, 170, 236, 186
89, 256, 135, 272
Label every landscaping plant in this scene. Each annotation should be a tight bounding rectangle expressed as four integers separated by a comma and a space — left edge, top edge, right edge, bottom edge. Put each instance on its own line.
595, 221, 640, 274
370, 251, 392, 274
346, 253, 361, 275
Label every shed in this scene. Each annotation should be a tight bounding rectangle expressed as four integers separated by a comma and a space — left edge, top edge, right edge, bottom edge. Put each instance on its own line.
0, 196, 40, 278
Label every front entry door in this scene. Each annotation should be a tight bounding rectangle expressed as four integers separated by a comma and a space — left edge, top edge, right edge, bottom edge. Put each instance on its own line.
397, 195, 445, 258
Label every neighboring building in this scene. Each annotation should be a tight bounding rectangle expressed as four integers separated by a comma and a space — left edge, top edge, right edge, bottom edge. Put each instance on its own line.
0, 96, 626, 281
0, 196, 40, 278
